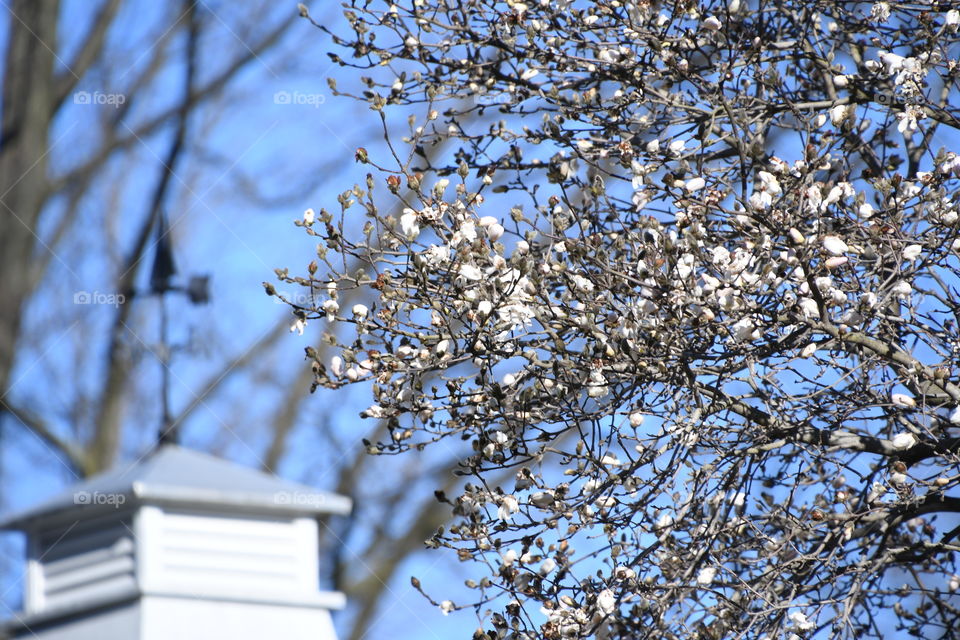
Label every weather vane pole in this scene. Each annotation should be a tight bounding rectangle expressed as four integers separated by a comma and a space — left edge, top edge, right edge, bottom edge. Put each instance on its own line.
150, 209, 177, 446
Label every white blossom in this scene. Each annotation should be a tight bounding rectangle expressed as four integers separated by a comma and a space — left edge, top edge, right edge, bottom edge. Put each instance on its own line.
432, 178, 450, 198
823, 183, 852, 207
868, 481, 888, 503
423, 244, 450, 266
749, 191, 772, 210
303, 208, 315, 225
896, 106, 922, 135
362, 404, 386, 418
352, 304, 368, 318
571, 273, 594, 292
596, 589, 616, 615
947, 10, 960, 31
950, 575, 960, 592
822, 235, 848, 256
789, 611, 816, 631
613, 565, 636, 580
890, 431, 916, 449
632, 188, 650, 211
399, 209, 420, 238
804, 184, 823, 212
891, 393, 916, 409
587, 369, 609, 397
498, 495, 520, 521
830, 104, 850, 126
902, 244, 922, 261
322, 299, 339, 316
702, 15, 722, 31
870, 2, 891, 22
600, 453, 621, 467
697, 566, 717, 586
451, 220, 477, 246
878, 51, 905, 75
458, 264, 483, 281
539, 557, 557, 576
498, 301, 535, 331
731, 318, 758, 342
326, 358, 343, 380
892, 280, 912, 297
655, 512, 673, 530
290, 317, 306, 335
530, 491, 555, 508
758, 170, 782, 195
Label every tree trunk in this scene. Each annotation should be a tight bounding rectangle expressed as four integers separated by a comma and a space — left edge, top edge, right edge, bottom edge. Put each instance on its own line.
0, 0, 59, 398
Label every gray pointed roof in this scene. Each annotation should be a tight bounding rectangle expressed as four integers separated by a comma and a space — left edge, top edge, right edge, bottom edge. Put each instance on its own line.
0, 444, 351, 530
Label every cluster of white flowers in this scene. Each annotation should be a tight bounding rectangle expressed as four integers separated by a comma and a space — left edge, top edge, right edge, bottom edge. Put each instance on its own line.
280, 1, 960, 637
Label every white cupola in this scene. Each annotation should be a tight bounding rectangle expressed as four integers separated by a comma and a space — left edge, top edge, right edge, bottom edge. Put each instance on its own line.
0, 444, 351, 640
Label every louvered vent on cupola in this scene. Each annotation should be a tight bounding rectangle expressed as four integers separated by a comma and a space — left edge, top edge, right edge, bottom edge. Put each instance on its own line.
1, 444, 351, 640
31, 515, 137, 616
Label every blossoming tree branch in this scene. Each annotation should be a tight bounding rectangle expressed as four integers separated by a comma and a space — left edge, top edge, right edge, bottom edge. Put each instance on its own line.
273, 1, 960, 638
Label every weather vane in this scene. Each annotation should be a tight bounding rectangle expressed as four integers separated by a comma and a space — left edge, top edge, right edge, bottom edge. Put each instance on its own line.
146, 209, 209, 447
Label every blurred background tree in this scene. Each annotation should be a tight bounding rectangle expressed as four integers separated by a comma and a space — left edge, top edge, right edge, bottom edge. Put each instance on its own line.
0, 2, 467, 638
